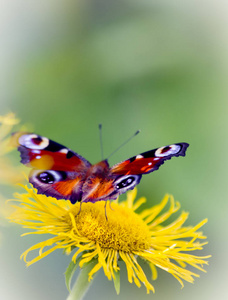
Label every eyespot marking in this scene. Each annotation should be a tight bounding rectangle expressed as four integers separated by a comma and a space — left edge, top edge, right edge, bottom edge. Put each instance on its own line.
114, 175, 141, 191
35, 170, 66, 184
31, 136, 43, 145
155, 144, 181, 157
19, 134, 49, 150
116, 176, 135, 189
38, 172, 55, 184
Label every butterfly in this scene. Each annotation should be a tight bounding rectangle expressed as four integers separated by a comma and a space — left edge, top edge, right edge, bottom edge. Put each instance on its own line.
12, 132, 189, 204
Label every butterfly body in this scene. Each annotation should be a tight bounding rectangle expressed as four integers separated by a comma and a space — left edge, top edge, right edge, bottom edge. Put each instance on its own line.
12, 132, 189, 204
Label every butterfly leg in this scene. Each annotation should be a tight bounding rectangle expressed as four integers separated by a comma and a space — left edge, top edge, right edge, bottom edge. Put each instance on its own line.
76, 201, 83, 217
109, 200, 114, 211
104, 201, 108, 221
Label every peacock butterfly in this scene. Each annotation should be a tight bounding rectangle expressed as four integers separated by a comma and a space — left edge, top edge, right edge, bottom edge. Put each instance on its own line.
12, 132, 189, 204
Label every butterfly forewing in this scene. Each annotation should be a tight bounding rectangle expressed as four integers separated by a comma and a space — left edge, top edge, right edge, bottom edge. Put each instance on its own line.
111, 143, 189, 175
13, 132, 91, 171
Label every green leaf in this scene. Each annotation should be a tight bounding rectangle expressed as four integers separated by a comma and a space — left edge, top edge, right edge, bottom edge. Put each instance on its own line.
113, 269, 120, 295
66, 258, 99, 300
65, 258, 81, 292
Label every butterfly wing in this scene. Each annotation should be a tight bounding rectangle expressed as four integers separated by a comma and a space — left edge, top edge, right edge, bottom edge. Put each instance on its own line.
12, 132, 91, 171
111, 143, 189, 175
109, 143, 189, 197
12, 133, 189, 204
12, 132, 91, 203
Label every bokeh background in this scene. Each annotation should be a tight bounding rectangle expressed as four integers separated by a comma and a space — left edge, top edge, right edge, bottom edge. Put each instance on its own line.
1, 0, 227, 299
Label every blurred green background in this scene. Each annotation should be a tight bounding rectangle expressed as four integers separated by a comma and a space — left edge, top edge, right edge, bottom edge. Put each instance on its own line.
1, 0, 227, 299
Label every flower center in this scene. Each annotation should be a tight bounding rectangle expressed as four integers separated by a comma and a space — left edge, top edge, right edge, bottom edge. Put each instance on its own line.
71, 202, 152, 252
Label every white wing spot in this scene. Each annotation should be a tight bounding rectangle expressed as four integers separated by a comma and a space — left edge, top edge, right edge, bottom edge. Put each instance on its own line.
59, 148, 68, 154
136, 154, 143, 159
32, 150, 41, 154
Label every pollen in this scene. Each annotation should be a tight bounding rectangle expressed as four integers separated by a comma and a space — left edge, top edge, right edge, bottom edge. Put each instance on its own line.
72, 202, 152, 252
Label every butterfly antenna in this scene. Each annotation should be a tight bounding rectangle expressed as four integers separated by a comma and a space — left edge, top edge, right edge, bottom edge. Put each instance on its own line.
99, 123, 104, 160
106, 130, 141, 160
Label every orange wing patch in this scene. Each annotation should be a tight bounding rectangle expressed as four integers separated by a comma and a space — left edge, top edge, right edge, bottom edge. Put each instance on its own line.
53, 178, 82, 198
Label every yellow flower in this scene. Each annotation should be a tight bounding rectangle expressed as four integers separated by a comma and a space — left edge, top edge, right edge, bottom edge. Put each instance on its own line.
0, 113, 23, 184
0, 113, 27, 226
0, 113, 19, 153
9, 185, 210, 294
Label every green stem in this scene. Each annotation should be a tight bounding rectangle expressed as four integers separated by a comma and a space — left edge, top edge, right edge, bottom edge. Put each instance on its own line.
66, 261, 98, 300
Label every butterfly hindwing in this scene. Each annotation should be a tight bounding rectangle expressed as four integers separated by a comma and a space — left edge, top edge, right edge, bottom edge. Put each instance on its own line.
29, 169, 84, 203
